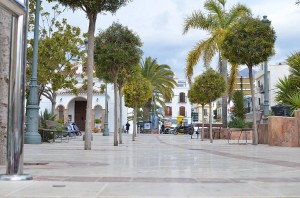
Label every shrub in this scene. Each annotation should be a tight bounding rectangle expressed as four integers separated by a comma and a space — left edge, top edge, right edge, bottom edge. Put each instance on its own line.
228, 117, 246, 128
232, 90, 246, 120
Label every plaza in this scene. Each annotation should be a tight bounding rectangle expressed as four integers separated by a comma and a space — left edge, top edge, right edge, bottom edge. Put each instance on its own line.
1, 133, 300, 197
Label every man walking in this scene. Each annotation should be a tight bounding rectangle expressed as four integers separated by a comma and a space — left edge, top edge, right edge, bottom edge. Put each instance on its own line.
126, 122, 130, 133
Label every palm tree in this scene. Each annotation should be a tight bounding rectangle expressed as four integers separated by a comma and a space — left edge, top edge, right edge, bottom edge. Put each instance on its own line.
276, 52, 300, 113
183, 0, 251, 127
140, 57, 177, 121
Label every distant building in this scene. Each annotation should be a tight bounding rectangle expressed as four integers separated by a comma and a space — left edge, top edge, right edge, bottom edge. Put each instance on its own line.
39, 62, 127, 132
164, 78, 192, 125
255, 62, 290, 111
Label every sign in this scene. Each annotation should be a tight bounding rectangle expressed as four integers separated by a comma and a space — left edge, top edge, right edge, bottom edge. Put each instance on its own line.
192, 112, 198, 122
144, 122, 151, 130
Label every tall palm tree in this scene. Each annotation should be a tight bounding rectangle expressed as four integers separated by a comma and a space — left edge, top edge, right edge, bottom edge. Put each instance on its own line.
140, 57, 177, 121
183, 0, 251, 127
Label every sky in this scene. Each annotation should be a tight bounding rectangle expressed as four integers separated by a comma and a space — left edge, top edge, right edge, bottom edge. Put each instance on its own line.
48, 0, 300, 79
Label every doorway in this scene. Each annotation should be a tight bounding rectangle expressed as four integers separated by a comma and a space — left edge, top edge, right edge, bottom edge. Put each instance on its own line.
75, 101, 87, 131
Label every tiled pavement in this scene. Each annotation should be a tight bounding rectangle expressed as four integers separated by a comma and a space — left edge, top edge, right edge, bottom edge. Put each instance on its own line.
0, 133, 300, 197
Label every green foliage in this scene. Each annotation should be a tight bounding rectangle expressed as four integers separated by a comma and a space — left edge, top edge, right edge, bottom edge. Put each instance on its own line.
188, 76, 209, 105
190, 68, 226, 103
140, 57, 177, 121
39, 109, 56, 128
27, 2, 84, 104
99, 84, 106, 95
95, 118, 102, 124
47, 0, 131, 18
275, 77, 298, 104
183, 0, 251, 83
140, 57, 177, 102
222, 16, 276, 67
232, 90, 245, 120
123, 76, 153, 109
275, 52, 300, 112
94, 22, 142, 83
228, 117, 246, 128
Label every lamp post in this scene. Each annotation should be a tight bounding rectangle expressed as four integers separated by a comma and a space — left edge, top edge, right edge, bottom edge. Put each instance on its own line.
262, 15, 271, 124
24, 0, 42, 144
103, 82, 109, 136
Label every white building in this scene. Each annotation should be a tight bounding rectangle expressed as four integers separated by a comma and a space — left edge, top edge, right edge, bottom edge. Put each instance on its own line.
255, 62, 290, 111
164, 78, 192, 125
39, 62, 127, 133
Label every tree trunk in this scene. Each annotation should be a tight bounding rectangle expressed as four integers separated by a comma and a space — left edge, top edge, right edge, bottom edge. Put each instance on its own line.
84, 14, 97, 150
142, 99, 151, 121
113, 76, 118, 146
51, 92, 57, 114
201, 104, 205, 141
133, 104, 137, 141
209, 102, 213, 143
248, 66, 258, 145
0, 7, 11, 165
221, 58, 228, 128
118, 87, 123, 144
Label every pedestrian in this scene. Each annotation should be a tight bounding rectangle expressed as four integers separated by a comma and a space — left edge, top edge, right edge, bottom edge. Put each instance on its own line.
160, 123, 165, 134
126, 122, 130, 133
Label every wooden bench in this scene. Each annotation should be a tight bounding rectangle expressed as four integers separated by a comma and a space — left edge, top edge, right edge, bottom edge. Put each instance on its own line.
194, 123, 224, 139
40, 120, 71, 143
227, 128, 253, 144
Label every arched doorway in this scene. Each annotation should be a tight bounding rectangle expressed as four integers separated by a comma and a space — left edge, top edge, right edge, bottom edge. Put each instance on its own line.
68, 97, 87, 131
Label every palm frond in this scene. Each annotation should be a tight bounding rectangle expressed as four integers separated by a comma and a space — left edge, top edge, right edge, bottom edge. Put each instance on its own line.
226, 4, 252, 27
204, 0, 225, 27
227, 63, 239, 103
287, 92, 300, 114
183, 11, 213, 34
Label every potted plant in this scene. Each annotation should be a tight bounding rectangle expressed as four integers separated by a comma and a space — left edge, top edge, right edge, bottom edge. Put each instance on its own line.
94, 118, 101, 129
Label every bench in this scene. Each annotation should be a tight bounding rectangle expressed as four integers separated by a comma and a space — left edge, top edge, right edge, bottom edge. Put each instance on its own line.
194, 123, 224, 139
40, 120, 72, 143
227, 128, 253, 144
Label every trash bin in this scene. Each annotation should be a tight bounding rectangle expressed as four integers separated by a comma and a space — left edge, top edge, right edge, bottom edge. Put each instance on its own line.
271, 105, 292, 117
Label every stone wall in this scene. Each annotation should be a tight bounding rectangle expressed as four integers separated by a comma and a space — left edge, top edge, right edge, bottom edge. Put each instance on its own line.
258, 124, 268, 144
268, 115, 298, 147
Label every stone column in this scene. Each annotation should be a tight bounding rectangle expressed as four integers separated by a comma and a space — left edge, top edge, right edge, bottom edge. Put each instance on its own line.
0, 6, 11, 165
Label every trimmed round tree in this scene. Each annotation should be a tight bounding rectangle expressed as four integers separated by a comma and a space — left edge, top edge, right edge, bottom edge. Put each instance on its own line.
94, 22, 142, 146
222, 16, 276, 145
191, 69, 225, 143
123, 75, 153, 141
188, 76, 209, 141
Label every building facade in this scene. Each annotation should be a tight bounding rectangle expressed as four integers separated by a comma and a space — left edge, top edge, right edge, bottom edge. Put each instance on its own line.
39, 62, 127, 133
164, 78, 192, 125
255, 62, 290, 111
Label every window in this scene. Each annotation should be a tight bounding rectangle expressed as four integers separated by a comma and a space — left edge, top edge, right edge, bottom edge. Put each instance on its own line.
179, 92, 186, 103
179, 106, 185, 116
165, 106, 172, 117
203, 109, 208, 116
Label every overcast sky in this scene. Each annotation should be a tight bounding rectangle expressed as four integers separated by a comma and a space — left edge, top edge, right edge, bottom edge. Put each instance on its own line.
52, 0, 300, 79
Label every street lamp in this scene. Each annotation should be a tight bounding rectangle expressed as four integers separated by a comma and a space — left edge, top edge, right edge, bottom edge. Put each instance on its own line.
262, 15, 271, 124
24, 0, 42, 144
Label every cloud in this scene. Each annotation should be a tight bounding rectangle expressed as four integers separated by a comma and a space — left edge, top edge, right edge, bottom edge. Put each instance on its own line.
44, 0, 300, 79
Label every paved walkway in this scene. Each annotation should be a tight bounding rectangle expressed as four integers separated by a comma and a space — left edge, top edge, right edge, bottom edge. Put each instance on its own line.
1, 133, 300, 197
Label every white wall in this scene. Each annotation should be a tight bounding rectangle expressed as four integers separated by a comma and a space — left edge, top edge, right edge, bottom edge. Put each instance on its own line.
255, 63, 290, 110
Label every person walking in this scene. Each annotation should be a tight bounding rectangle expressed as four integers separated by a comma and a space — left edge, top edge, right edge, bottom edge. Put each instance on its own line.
126, 122, 130, 133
